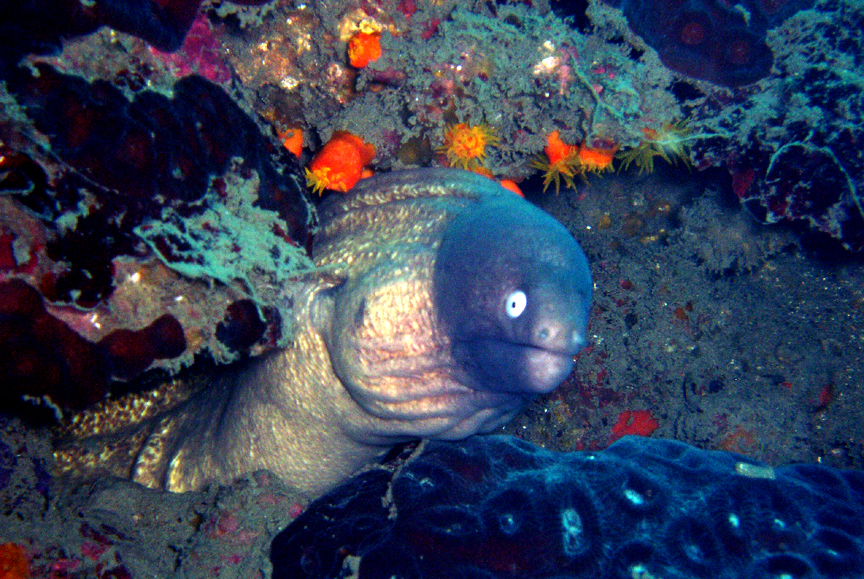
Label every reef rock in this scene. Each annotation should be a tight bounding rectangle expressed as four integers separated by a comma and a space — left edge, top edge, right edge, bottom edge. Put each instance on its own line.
602, 0, 815, 87
0, 63, 313, 409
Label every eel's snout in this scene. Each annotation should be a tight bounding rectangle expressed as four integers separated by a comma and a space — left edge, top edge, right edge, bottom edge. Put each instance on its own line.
522, 315, 587, 393
522, 348, 576, 393
524, 279, 590, 355
531, 313, 587, 354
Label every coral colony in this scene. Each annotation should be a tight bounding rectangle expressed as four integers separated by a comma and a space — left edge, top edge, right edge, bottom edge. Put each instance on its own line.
272, 435, 864, 579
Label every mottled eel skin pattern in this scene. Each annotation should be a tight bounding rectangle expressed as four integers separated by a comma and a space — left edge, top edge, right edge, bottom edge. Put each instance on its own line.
58, 169, 592, 499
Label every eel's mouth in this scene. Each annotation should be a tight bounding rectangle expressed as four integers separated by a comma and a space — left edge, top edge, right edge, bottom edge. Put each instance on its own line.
458, 338, 577, 395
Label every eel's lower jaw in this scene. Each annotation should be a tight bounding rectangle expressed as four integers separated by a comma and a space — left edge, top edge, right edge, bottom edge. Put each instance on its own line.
459, 339, 577, 395
458, 339, 578, 397
337, 338, 575, 441
519, 346, 576, 393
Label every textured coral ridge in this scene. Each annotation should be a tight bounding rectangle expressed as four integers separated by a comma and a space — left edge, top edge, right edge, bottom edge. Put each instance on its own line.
0, 280, 185, 410
602, 0, 815, 86
2, 64, 310, 248
272, 435, 864, 579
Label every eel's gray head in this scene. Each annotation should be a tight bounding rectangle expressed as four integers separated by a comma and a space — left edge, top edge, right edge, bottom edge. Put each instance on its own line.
315, 169, 591, 445
433, 193, 592, 396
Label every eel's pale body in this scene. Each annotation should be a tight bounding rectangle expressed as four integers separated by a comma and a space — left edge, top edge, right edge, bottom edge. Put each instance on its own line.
56, 169, 592, 499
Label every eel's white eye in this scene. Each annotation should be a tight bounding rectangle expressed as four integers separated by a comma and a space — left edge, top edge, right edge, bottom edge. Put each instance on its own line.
505, 290, 527, 318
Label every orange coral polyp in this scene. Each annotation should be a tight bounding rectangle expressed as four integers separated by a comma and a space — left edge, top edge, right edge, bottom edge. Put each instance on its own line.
440, 123, 498, 170
306, 131, 376, 194
544, 130, 579, 166
577, 143, 617, 173
533, 130, 581, 193
498, 179, 524, 197
279, 128, 303, 158
348, 32, 382, 68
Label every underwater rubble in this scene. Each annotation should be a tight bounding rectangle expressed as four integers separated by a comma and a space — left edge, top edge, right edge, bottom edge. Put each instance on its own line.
689, 0, 864, 252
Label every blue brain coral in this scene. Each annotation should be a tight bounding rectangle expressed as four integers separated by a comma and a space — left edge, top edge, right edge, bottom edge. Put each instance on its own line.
272, 435, 864, 579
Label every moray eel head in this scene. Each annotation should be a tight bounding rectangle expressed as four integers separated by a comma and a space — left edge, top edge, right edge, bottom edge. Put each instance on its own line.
434, 195, 592, 395
320, 170, 591, 444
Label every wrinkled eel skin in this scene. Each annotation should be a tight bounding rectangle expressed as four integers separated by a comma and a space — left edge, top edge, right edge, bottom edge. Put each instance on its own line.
57, 169, 592, 499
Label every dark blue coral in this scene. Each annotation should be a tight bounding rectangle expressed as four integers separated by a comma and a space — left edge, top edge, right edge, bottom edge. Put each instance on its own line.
272, 435, 864, 579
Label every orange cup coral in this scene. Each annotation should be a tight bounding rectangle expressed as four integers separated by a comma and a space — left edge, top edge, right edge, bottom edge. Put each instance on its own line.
348, 32, 382, 68
439, 123, 498, 171
577, 142, 618, 174
498, 179, 524, 197
533, 131, 618, 192
306, 131, 376, 194
532, 130, 581, 193
464, 165, 524, 197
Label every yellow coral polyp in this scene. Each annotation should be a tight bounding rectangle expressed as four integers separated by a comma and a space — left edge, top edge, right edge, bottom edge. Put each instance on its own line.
531, 130, 582, 193
306, 166, 343, 194
577, 142, 618, 174
618, 121, 693, 174
531, 156, 580, 194
439, 123, 498, 170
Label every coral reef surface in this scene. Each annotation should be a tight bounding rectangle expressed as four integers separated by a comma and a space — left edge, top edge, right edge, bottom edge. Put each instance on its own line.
272, 434, 864, 579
